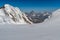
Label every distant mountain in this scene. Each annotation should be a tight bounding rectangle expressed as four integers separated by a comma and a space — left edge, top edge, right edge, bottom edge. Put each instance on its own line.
25, 11, 51, 23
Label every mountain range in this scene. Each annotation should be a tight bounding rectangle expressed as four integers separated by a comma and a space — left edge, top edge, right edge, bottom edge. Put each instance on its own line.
0, 4, 60, 24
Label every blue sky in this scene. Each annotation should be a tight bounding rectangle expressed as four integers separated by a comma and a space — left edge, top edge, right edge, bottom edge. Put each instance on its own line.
0, 0, 60, 12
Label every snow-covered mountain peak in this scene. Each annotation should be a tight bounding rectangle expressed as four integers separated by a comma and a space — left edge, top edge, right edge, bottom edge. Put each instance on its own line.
4, 4, 10, 7
52, 9, 60, 17
0, 4, 33, 24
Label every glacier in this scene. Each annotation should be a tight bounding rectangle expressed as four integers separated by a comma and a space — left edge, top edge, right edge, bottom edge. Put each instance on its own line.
0, 4, 60, 40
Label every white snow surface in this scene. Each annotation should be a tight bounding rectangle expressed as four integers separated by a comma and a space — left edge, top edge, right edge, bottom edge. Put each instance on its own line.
0, 23, 60, 40
0, 4, 60, 40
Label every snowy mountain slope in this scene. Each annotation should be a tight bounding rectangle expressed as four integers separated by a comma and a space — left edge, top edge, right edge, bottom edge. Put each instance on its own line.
43, 9, 60, 25
0, 4, 33, 24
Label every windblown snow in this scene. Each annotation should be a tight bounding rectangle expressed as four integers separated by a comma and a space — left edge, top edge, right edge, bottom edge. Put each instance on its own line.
0, 4, 60, 40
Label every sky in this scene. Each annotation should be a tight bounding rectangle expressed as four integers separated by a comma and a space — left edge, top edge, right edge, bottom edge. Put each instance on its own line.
0, 0, 60, 12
